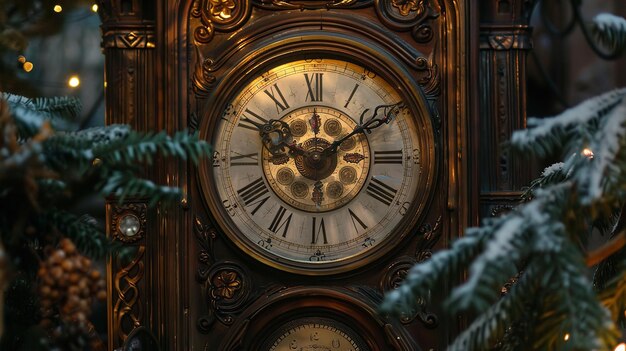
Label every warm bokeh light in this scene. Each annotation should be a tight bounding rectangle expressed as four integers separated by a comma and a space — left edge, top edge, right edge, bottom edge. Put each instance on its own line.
615, 343, 626, 351
582, 147, 594, 159
563, 333, 570, 341
68, 75, 80, 88
17, 55, 26, 64
22, 62, 34, 72
53, 5, 63, 12
91, 4, 98, 12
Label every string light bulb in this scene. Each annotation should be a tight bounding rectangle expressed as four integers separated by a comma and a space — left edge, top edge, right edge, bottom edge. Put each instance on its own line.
582, 147, 594, 159
17, 56, 33, 72
54, 5, 63, 12
92, 4, 98, 12
615, 343, 626, 351
563, 333, 570, 341
22, 62, 34, 72
68, 75, 80, 88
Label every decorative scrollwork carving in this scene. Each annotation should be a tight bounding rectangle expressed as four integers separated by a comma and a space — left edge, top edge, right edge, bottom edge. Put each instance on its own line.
111, 203, 147, 243
191, 0, 252, 45
415, 215, 442, 262
415, 56, 440, 98
194, 216, 252, 331
374, 0, 439, 43
194, 215, 217, 282
380, 257, 438, 328
412, 24, 434, 43
251, 0, 372, 10
113, 245, 145, 342
380, 257, 416, 292
193, 49, 218, 97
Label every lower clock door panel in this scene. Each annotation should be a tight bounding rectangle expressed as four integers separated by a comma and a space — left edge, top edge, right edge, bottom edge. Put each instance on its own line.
217, 287, 420, 351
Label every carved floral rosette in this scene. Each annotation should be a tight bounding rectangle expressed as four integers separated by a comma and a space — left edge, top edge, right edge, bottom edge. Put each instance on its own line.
198, 261, 252, 331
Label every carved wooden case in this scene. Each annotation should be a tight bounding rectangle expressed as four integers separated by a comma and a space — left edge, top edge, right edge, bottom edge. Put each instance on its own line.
100, 0, 473, 350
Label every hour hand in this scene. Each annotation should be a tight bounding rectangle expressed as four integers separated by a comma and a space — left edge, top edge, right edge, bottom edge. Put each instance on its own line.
257, 119, 307, 157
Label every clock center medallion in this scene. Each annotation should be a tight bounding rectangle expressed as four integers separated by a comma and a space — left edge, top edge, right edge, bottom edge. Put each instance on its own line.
294, 138, 336, 181
262, 106, 371, 213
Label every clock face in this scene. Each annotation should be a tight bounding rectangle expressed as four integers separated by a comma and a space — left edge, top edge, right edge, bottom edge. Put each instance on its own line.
207, 58, 430, 273
262, 318, 369, 351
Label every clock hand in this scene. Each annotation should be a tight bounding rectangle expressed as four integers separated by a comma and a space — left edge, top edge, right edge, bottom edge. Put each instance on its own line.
254, 119, 308, 157
323, 101, 405, 156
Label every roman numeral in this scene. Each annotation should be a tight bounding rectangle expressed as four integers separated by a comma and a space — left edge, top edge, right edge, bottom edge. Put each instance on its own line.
311, 217, 328, 244
238, 108, 268, 131
268, 206, 293, 237
237, 177, 270, 215
304, 73, 323, 102
264, 84, 290, 113
366, 177, 398, 206
374, 150, 403, 164
348, 209, 368, 234
344, 84, 359, 108
230, 152, 259, 166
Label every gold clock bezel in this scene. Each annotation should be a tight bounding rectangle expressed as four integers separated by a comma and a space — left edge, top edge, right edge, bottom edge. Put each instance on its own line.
198, 34, 437, 275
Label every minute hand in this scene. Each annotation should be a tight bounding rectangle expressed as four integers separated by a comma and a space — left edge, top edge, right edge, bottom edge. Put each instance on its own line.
323, 102, 405, 156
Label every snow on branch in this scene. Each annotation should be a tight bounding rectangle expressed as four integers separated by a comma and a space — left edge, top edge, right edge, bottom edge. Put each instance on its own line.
510, 88, 626, 156
593, 13, 626, 54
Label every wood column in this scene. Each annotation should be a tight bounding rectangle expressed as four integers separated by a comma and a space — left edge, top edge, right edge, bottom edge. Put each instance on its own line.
478, 0, 536, 217
97, 1, 157, 350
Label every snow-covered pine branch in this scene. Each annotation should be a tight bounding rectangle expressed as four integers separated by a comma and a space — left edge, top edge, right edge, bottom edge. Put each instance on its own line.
593, 13, 626, 55
509, 88, 626, 158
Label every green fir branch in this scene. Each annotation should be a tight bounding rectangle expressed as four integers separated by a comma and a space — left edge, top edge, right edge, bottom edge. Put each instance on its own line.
93, 129, 211, 166
448, 260, 540, 351
2, 93, 81, 120
2, 93, 80, 137
534, 246, 618, 350
601, 266, 626, 325
522, 162, 569, 200
579, 98, 626, 203
36, 179, 69, 203
447, 185, 568, 314
100, 171, 182, 207
380, 225, 492, 314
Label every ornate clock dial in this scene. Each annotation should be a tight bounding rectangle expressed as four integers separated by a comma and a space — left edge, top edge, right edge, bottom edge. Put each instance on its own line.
208, 58, 428, 272
262, 318, 369, 351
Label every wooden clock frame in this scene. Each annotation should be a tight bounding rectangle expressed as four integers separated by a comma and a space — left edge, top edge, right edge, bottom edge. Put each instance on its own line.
99, 0, 535, 349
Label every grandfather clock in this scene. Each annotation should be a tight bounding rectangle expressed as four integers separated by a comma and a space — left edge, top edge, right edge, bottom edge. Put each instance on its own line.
94, 0, 514, 350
